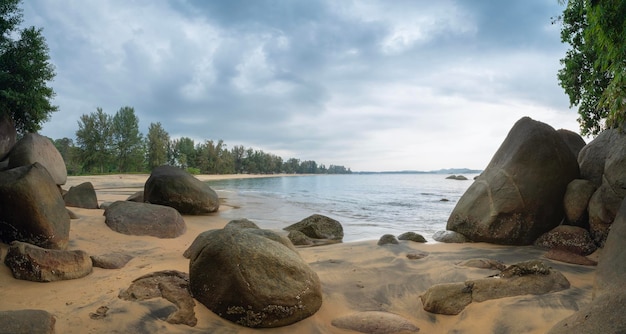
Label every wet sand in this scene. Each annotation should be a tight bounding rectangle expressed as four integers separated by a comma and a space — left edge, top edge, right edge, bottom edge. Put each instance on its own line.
0, 174, 597, 333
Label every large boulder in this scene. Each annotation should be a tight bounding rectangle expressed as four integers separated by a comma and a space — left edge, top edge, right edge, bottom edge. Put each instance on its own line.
0, 113, 16, 161
548, 198, 626, 333
0, 309, 56, 334
0, 163, 70, 249
7, 133, 67, 185
144, 165, 219, 214
563, 179, 597, 228
103, 201, 186, 238
188, 227, 322, 328
63, 181, 99, 209
283, 214, 344, 241
578, 129, 616, 187
557, 128, 586, 159
4, 241, 92, 282
447, 117, 580, 245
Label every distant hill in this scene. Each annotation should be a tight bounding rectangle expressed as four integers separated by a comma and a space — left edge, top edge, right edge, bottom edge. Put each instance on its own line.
355, 168, 483, 175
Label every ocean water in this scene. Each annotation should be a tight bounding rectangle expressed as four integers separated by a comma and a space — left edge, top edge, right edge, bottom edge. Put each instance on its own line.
206, 173, 479, 242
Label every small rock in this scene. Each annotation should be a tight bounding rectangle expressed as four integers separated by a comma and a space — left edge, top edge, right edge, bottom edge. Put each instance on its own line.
457, 258, 506, 270
89, 306, 109, 320
331, 311, 420, 334
91, 252, 134, 269
544, 249, 597, 266
4, 241, 92, 282
433, 230, 468, 243
397, 231, 427, 243
377, 234, 399, 245
406, 252, 429, 260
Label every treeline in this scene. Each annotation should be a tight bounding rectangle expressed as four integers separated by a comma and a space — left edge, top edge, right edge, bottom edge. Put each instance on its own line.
52, 106, 351, 176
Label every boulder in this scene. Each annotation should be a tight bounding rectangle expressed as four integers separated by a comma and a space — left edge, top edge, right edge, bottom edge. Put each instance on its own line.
224, 218, 260, 230
90, 252, 134, 269
534, 225, 597, 256
126, 190, 144, 202
578, 129, 616, 187
188, 227, 322, 328
331, 311, 420, 333
557, 128, 586, 159
4, 241, 92, 282
7, 133, 67, 185
422, 260, 569, 315
397, 231, 427, 243
588, 180, 623, 246
0, 309, 56, 334
63, 181, 99, 209
103, 201, 186, 238
432, 230, 468, 243
0, 113, 16, 161
0, 163, 70, 249
119, 270, 197, 327
544, 249, 597, 266
563, 179, 597, 228
144, 165, 219, 214
287, 230, 314, 246
377, 234, 399, 245
447, 117, 580, 245
283, 214, 344, 241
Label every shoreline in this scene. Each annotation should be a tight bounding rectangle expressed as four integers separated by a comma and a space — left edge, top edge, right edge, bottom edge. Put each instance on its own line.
0, 174, 597, 333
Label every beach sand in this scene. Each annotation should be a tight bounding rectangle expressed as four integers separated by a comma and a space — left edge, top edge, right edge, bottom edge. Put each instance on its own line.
0, 174, 597, 333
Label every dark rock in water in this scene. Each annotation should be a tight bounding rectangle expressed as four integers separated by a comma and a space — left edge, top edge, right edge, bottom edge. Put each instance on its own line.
144, 165, 219, 214
63, 181, 99, 209
0, 163, 70, 249
377, 234, 399, 245
534, 225, 597, 256
0, 309, 56, 334
446, 174, 468, 180
433, 230, 468, 243
447, 117, 580, 245
563, 179, 596, 228
104, 201, 186, 238
188, 227, 322, 328
422, 260, 569, 315
91, 252, 134, 269
126, 190, 144, 202
331, 311, 420, 333
284, 214, 344, 241
7, 133, 67, 185
0, 113, 16, 161
119, 270, 197, 327
557, 128, 586, 159
4, 241, 92, 282
397, 231, 427, 243
544, 249, 597, 266
456, 258, 506, 270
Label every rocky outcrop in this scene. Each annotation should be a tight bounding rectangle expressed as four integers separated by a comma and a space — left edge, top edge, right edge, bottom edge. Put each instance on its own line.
0, 163, 70, 249
331, 311, 420, 333
397, 231, 427, 243
422, 260, 569, 315
446, 175, 468, 180
144, 165, 219, 214
0, 309, 56, 334
63, 181, 99, 209
188, 227, 322, 328
548, 198, 626, 333
103, 201, 186, 238
563, 179, 597, 228
119, 270, 197, 327
7, 133, 67, 185
0, 113, 16, 161
447, 117, 579, 245
4, 241, 92, 282
283, 214, 344, 241
534, 225, 597, 256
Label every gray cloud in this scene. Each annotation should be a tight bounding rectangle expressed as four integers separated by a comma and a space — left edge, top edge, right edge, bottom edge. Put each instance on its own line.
24, 0, 576, 171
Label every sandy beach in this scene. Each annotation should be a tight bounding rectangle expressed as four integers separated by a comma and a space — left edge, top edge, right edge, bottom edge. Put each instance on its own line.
0, 174, 597, 333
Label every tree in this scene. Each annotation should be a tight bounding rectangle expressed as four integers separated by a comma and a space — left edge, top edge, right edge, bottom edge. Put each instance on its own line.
53, 137, 80, 175
76, 108, 113, 173
111, 106, 144, 172
557, 0, 626, 135
146, 122, 169, 170
170, 137, 195, 169
0, 0, 57, 134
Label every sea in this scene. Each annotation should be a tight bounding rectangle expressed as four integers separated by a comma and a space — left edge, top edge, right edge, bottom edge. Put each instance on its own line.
206, 173, 480, 242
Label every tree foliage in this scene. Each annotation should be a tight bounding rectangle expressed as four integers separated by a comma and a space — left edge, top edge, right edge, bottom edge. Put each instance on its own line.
112, 106, 144, 172
557, 0, 626, 135
76, 108, 112, 173
0, 0, 57, 134
146, 122, 169, 169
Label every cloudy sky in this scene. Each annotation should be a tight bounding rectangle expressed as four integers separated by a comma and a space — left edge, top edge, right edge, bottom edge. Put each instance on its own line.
23, 0, 577, 172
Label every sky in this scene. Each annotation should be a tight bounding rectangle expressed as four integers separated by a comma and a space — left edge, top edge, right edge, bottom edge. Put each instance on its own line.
23, 0, 580, 172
